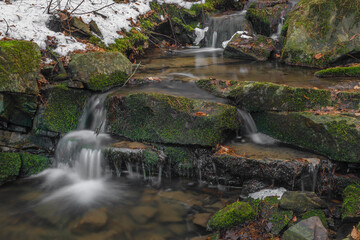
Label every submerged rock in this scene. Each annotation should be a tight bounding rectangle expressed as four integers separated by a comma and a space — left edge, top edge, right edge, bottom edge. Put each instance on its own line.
279, 191, 327, 213
253, 111, 360, 163
281, 0, 360, 67
71, 208, 108, 234
192, 213, 212, 228
282, 216, 329, 240
342, 184, 360, 221
106, 93, 240, 146
224, 32, 275, 61
68, 52, 132, 91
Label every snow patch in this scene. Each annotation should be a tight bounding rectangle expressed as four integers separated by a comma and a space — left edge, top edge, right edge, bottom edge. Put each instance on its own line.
248, 187, 287, 200
222, 31, 252, 49
194, 27, 208, 45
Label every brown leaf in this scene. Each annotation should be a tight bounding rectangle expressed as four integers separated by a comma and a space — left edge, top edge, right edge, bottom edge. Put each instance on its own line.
195, 112, 207, 116
351, 226, 360, 240
314, 53, 323, 60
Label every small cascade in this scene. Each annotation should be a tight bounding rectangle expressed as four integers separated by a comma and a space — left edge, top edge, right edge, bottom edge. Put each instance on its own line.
271, 17, 285, 40
205, 11, 247, 48
237, 109, 277, 145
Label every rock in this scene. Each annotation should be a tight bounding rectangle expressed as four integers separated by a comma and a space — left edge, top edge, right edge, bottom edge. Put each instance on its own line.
33, 86, 90, 133
282, 216, 329, 240
279, 191, 327, 213
70, 17, 93, 38
224, 32, 275, 61
302, 209, 328, 228
0, 152, 21, 185
159, 191, 203, 207
315, 66, 360, 78
192, 213, 212, 228
342, 184, 360, 221
89, 20, 103, 38
0, 40, 41, 95
157, 202, 185, 223
71, 208, 108, 234
241, 179, 268, 195
168, 224, 187, 235
19, 152, 51, 176
281, 0, 360, 67
253, 111, 360, 163
68, 52, 132, 91
207, 201, 255, 231
106, 93, 240, 146
130, 206, 157, 224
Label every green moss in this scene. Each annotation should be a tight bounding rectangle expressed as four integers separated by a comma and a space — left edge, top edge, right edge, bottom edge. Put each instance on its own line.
87, 70, 127, 91
270, 210, 293, 235
302, 209, 327, 228
109, 28, 148, 57
0, 152, 21, 184
19, 153, 51, 176
89, 36, 107, 49
315, 66, 360, 78
143, 150, 159, 166
342, 184, 360, 220
246, 8, 271, 36
165, 146, 193, 171
207, 201, 255, 231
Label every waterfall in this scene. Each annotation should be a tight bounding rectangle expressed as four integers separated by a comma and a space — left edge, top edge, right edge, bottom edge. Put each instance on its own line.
205, 11, 247, 48
271, 17, 285, 40
237, 109, 277, 145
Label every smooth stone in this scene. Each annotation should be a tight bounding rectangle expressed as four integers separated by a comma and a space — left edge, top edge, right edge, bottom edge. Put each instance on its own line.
280, 191, 327, 213
282, 216, 329, 240
192, 213, 212, 228
130, 205, 158, 224
159, 191, 203, 207
71, 208, 108, 234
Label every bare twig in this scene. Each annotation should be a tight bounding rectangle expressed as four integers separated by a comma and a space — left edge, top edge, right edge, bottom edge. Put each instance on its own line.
123, 62, 141, 87
70, 0, 85, 14
44, 0, 54, 14
3, 18, 9, 35
76, 3, 115, 15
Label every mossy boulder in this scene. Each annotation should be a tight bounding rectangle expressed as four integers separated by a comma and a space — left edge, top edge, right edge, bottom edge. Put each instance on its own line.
0, 40, 41, 95
224, 33, 275, 61
0, 152, 21, 185
302, 209, 328, 228
34, 86, 90, 133
281, 0, 360, 67
315, 66, 360, 78
279, 191, 327, 213
342, 184, 360, 221
207, 201, 255, 231
68, 52, 132, 91
282, 216, 329, 240
19, 153, 51, 176
106, 93, 239, 146
253, 111, 360, 162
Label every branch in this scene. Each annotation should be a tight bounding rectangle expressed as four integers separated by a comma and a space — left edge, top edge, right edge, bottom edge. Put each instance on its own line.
3, 18, 9, 35
123, 62, 141, 87
75, 3, 115, 15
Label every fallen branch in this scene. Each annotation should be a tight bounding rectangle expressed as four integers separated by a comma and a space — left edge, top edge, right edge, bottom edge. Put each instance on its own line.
3, 18, 9, 35
75, 3, 115, 15
123, 61, 141, 87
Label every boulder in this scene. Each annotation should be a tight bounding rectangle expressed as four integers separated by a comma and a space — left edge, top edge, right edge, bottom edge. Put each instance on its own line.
282, 216, 329, 240
279, 191, 327, 213
342, 184, 360, 221
315, 66, 360, 78
224, 32, 275, 61
33, 86, 90, 133
71, 208, 108, 234
302, 209, 328, 228
207, 201, 255, 231
253, 111, 360, 162
192, 213, 212, 228
106, 93, 240, 146
68, 52, 132, 91
0, 152, 21, 185
0, 40, 40, 95
281, 0, 360, 67
19, 152, 51, 176
130, 206, 157, 224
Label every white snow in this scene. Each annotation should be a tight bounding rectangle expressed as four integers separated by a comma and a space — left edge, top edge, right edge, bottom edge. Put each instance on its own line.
222, 31, 252, 49
248, 187, 287, 200
194, 27, 208, 45
0, 0, 202, 56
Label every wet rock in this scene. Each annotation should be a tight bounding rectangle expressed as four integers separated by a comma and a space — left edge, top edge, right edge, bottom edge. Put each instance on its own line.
224, 32, 275, 61
68, 52, 132, 91
157, 202, 184, 223
342, 184, 360, 222
71, 208, 108, 234
279, 191, 327, 213
159, 191, 203, 207
106, 92, 240, 146
168, 223, 187, 235
315, 66, 360, 78
241, 179, 268, 195
0, 152, 21, 185
70, 17, 93, 39
207, 201, 255, 231
19, 152, 51, 177
281, 0, 360, 67
253, 111, 360, 163
130, 206, 158, 224
0, 40, 41, 95
192, 213, 212, 228
282, 216, 329, 240
302, 209, 328, 228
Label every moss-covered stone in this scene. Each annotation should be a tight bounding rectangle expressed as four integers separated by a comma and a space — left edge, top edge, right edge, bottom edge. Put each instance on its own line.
224, 33, 276, 61
19, 153, 51, 176
0, 40, 40, 95
302, 209, 328, 228
279, 191, 327, 213
207, 201, 255, 231
68, 52, 132, 91
106, 93, 239, 146
34, 87, 90, 133
0, 152, 21, 185
281, 0, 360, 67
315, 66, 360, 78
253, 111, 360, 162
282, 216, 328, 240
164, 146, 193, 172
342, 184, 360, 221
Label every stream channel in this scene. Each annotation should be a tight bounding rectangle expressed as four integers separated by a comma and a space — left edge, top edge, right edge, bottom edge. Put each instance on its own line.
0, 47, 355, 239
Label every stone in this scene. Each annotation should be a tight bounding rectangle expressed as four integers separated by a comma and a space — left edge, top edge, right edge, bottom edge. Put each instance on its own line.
207, 201, 255, 231
224, 32, 275, 61
0, 152, 21, 185
315, 66, 360, 78
19, 153, 51, 176
89, 20, 103, 38
157, 202, 185, 223
106, 93, 240, 146
253, 111, 360, 163
71, 208, 108, 234
342, 184, 360, 221
68, 52, 132, 91
130, 206, 157, 224
70, 17, 92, 38
281, 0, 360, 67
279, 191, 327, 213
159, 191, 203, 207
0, 40, 41, 95
282, 216, 329, 240
192, 213, 212, 228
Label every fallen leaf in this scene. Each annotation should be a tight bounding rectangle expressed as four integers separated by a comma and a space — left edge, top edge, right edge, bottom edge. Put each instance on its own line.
351, 226, 360, 240
314, 53, 323, 60
195, 112, 206, 116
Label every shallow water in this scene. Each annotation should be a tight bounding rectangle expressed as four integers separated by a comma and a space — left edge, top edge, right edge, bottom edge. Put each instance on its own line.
136, 48, 359, 89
